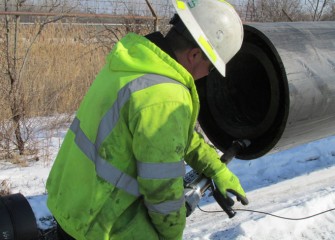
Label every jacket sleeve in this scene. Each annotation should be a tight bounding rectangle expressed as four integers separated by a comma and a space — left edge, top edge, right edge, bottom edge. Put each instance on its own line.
184, 130, 224, 178
130, 101, 190, 240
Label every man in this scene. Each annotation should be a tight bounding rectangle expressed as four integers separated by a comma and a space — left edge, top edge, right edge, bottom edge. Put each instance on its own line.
46, 0, 248, 239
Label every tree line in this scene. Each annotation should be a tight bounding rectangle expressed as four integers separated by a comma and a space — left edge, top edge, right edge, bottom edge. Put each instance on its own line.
0, 0, 334, 159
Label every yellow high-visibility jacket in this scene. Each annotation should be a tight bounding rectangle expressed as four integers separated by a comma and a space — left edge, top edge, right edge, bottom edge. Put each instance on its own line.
46, 32, 223, 240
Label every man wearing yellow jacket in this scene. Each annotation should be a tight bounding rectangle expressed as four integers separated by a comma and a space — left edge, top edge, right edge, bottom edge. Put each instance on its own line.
46, 0, 248, 239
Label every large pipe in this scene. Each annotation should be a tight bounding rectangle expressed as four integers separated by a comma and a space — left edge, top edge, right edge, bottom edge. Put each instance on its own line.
197, 21, 335, 160
0, 194, 56, 240
0, 193, 38, 240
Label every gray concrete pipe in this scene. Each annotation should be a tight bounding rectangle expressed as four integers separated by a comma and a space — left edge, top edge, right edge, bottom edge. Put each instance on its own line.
197, 21, 335, 160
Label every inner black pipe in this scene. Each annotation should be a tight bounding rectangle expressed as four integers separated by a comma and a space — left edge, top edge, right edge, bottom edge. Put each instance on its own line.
0, 193, 38, 240
197, 22, 335, 160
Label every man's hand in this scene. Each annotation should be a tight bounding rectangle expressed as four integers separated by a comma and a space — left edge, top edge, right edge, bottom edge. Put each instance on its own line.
212, 165, 249, 205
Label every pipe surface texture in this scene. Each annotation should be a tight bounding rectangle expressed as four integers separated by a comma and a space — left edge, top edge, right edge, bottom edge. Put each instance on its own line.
197, 21, 335, 160
0, 193, 38, 240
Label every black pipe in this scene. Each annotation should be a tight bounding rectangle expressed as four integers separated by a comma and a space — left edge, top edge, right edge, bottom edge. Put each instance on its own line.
0, 193, 38, 240
197, 21, 335, 159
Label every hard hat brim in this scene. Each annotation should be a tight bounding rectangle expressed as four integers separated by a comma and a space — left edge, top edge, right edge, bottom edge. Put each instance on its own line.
172, 0, 227, 77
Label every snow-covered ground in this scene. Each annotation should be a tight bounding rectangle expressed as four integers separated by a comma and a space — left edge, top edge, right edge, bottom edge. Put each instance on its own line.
1, 119, 335, 239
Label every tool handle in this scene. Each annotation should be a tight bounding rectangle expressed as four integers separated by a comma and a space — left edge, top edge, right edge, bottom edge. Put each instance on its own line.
220, 139, 251, 165
212, 186, 236, 218
214, 139, 250, 218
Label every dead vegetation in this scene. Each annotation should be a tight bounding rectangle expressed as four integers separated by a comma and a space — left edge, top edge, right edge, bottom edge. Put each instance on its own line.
0, 19, 149, 161
0, 179, 11, 196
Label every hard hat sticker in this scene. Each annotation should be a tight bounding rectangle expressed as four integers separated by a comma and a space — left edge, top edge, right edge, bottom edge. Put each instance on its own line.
187, 0, 199, 8
176, 0, 186, 10
218, 0, 233, 8
198, 36, 217, 62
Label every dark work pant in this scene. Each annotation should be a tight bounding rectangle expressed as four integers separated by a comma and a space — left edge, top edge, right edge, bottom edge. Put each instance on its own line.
57, 223, 75, 240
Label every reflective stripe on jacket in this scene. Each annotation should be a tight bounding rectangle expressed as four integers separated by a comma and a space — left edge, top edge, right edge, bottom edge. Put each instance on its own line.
46, 32, 222, 240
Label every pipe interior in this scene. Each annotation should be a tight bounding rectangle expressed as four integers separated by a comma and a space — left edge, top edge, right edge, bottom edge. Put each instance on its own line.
208, 43, 279, 139
198, 27, 288, 159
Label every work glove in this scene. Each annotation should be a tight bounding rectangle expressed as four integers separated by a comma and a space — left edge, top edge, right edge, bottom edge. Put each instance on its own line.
212, 165, 249, 206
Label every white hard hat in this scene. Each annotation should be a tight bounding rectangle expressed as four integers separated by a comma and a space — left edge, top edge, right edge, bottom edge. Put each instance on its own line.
171, 0, 244, 76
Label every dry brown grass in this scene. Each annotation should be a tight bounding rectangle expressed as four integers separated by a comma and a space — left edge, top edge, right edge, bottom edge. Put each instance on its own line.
0, 179, 11, 196
0, 20, 156, 119
0, 19, 155, 161
0, 21, 127, 121
20, 22, 109, 117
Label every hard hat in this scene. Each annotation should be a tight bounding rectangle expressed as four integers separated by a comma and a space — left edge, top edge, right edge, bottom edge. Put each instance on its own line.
171, 0, 244, 77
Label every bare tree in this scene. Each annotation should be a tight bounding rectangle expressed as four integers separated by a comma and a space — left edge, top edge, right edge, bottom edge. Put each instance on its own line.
304, 0, 334, 20
0, 0, 70, 157
245, 0, 303, 22
2, 0, 27, 155
244, 0, 335, 21
326, 2, 335, 19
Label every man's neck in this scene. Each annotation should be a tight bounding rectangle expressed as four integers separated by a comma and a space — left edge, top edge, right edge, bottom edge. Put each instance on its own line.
145, 32, 177, 61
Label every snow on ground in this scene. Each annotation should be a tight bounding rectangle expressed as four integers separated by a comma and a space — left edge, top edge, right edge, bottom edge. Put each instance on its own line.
1, 119, 335, 239
185, 165, 335, 240
184, 135, 335, 240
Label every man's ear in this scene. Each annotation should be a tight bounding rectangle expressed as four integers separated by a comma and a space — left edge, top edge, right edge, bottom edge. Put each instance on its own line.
187, 47, 203, 65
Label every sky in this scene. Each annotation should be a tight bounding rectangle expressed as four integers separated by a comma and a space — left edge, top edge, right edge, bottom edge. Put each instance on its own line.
1, 118, 335, 239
